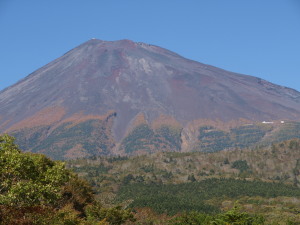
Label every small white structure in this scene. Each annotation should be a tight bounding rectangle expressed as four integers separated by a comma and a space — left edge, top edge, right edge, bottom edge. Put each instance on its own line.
262, 121, 274, 124
281, 121, 285, 124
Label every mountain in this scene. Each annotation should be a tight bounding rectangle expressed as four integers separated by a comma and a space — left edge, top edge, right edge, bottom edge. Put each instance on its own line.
1, 39, 300, 159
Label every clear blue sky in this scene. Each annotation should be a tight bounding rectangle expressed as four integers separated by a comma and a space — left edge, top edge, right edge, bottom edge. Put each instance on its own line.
1, 0, 300, 91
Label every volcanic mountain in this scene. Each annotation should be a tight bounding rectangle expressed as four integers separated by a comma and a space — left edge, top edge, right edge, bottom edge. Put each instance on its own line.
1, 39, 300, 159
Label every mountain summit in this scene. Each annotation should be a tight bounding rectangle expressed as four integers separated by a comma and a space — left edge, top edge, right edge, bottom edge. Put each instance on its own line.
1, 39, 300, 159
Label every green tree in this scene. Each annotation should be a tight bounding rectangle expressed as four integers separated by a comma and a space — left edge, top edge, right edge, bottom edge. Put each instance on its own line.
168, 206, 265, 225
231, 160, 250, 173
85, 203, 135, 225
0, 134, 70, 207
212, 205, 265, 225
168, 211, 213, 225
0, 134, 134, 224
188, 174, 196, 182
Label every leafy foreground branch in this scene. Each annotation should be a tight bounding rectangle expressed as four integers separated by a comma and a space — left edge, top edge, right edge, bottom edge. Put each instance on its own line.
0, 134, 135, 224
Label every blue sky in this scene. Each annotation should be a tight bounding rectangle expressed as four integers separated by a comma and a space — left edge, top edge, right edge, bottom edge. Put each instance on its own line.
1, 0, 300, 91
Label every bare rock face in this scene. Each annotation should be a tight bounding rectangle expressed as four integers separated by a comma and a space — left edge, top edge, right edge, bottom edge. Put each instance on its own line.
1, 39, 300, 159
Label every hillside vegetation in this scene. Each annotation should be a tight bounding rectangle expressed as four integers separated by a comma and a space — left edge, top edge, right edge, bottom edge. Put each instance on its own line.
69, 138, 300, 188
68, 138, 300, 224
2, 133, 292, 224
12, 116, 116, 160
10, 120, 300, 160
121, 123, 182, 154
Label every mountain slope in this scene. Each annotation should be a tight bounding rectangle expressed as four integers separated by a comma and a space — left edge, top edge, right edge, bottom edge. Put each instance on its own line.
1, 39, 300, 159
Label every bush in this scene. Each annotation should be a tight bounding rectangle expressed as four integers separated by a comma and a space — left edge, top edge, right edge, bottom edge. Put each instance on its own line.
231, 160, 250, 172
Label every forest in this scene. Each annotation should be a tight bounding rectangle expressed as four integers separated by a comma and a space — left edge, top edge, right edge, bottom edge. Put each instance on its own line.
67, 138, 300, 224
1, 134, 300, 224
